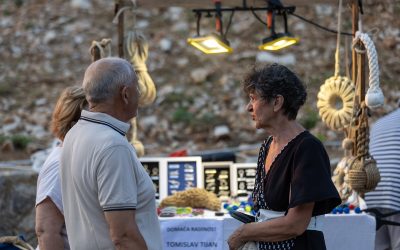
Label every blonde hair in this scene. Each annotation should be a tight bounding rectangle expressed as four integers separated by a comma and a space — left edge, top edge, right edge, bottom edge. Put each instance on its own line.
51, 86, 87, 141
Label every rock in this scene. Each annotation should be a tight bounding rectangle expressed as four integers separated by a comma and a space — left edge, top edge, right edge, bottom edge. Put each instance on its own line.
176, 58, 189, 67
166, 7, 184, 21
136, 20, 150, 29
213, 125, 230, 139
43, 30, 57, 44
159, 38, 172, 52
71, 0, 92, 9
34, 98, 47, 106
30, 148, 52, 172
190, 68, 210, 83
25, 124, 48, 138
2, 116, 22, 134
172, 21, 189, 32
1, 140, 14, 152
0, 169, 38, 247
382, 36, 397, 50
256, 52, 296, 65
140, 115, 158, 127
315, 4, 333, 16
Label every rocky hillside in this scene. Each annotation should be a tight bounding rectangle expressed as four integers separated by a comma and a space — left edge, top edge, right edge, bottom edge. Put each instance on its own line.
1, 0, 399, 161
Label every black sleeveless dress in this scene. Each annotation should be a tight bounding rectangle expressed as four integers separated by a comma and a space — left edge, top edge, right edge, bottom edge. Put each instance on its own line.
251, 131, 341, 250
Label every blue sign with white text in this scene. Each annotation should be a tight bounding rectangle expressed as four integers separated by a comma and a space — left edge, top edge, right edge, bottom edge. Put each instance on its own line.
167, 161, 197, 195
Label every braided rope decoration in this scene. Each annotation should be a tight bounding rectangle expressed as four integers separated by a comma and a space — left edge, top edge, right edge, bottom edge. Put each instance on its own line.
317, 76, 355, 130
317, 0, 355, 130
347, 105, 381, 194
128, 32, 157, 107
352, 32, 384, 109
113, 0, 156, 157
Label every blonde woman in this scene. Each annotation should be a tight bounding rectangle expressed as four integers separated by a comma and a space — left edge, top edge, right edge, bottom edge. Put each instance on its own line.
35, 86, 87, 250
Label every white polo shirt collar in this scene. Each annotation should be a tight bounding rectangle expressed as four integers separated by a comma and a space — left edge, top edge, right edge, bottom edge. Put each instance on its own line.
79, 110, 130, 136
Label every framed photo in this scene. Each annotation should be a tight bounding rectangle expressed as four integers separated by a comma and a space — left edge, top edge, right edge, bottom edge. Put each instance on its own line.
232, 163, 257, 201
202, 161, 235, 200
162, 157, 203, 196
139, 157, 166, 200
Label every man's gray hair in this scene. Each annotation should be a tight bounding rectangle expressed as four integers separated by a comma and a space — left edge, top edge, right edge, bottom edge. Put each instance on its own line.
83, 57, 137, 104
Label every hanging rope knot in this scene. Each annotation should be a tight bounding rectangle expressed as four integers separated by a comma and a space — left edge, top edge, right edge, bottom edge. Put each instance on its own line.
113, 0, 138, 24
89, 38, 112, 60
352, 31, 384, 109
133, 64, 147, 72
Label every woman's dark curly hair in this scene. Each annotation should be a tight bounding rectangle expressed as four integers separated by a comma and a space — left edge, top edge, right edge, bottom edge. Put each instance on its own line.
243, 63, 307, 120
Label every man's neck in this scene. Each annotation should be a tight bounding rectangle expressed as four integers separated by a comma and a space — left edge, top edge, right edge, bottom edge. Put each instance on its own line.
89, 102, 129, 122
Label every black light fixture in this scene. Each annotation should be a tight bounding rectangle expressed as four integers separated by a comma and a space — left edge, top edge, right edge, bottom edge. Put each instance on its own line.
259, 2, 299, 51
188, 0, 297, 54
187, 0, 233, 54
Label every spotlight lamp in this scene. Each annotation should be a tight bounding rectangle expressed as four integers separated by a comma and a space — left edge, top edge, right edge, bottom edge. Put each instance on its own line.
259, 11, 299, 51
259, 33, 299, 51
187, 0, 233, 54
187, 33, 233, 54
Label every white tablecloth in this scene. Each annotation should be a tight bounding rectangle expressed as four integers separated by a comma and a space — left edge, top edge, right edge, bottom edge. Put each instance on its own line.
160, 214, 376, 250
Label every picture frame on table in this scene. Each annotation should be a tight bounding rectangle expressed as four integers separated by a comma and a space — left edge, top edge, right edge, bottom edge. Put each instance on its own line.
202, 161, 235, 201
231, 163, 257, 201
161, 156, 203, 196
139, 157, 167, 201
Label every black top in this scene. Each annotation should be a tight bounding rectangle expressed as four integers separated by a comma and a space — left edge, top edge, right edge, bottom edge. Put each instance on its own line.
252, 131, 341, 250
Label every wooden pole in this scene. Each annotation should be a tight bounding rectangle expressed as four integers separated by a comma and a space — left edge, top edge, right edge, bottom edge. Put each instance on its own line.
351, 0, 366, 156
115, 1, 125, 58
91, 47, 101, 62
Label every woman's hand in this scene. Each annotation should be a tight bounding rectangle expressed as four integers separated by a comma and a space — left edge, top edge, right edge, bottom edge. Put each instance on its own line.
227, 224, 246, 250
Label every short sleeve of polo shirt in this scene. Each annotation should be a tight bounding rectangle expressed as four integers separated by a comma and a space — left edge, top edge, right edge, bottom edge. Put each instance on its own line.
97, 145, 137, 211
289, 137, 341, 215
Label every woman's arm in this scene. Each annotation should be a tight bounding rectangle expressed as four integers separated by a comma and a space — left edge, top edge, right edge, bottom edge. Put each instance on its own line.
35, 197, 65, 250
228, 202, 314, 250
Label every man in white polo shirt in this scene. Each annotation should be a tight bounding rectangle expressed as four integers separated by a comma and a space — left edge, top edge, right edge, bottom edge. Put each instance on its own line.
60, 57, 161, 250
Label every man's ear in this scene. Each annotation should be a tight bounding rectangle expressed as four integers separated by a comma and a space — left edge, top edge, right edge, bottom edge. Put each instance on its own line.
273, 95, 284, 112
121, 86, 129, 104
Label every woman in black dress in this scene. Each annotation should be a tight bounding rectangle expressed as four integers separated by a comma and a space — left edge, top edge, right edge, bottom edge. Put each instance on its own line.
228, 64, 341, 250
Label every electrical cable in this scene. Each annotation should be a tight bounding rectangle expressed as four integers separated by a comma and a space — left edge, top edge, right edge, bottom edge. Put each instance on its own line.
196, 12, 201, 36
249, 7, 353, 37
250, 7, 267, 26
290, 13, 353, 36
224, 10, 235, 38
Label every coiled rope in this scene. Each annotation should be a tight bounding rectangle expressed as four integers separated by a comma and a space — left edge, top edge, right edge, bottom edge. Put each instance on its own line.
317, 0, 355, 130
352, 31, 384, 109
113, 0, 157, 156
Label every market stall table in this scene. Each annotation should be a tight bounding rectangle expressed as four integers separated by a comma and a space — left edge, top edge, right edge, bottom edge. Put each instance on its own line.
159, 213, 376, 250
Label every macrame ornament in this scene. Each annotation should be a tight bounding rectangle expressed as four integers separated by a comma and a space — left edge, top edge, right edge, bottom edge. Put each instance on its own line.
347, 103, 380, 194
317, 0, 355, 130
332, 137, 354, 201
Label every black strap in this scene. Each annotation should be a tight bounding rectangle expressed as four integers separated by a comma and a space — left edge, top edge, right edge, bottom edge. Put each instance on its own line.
363, 208, 400, 230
